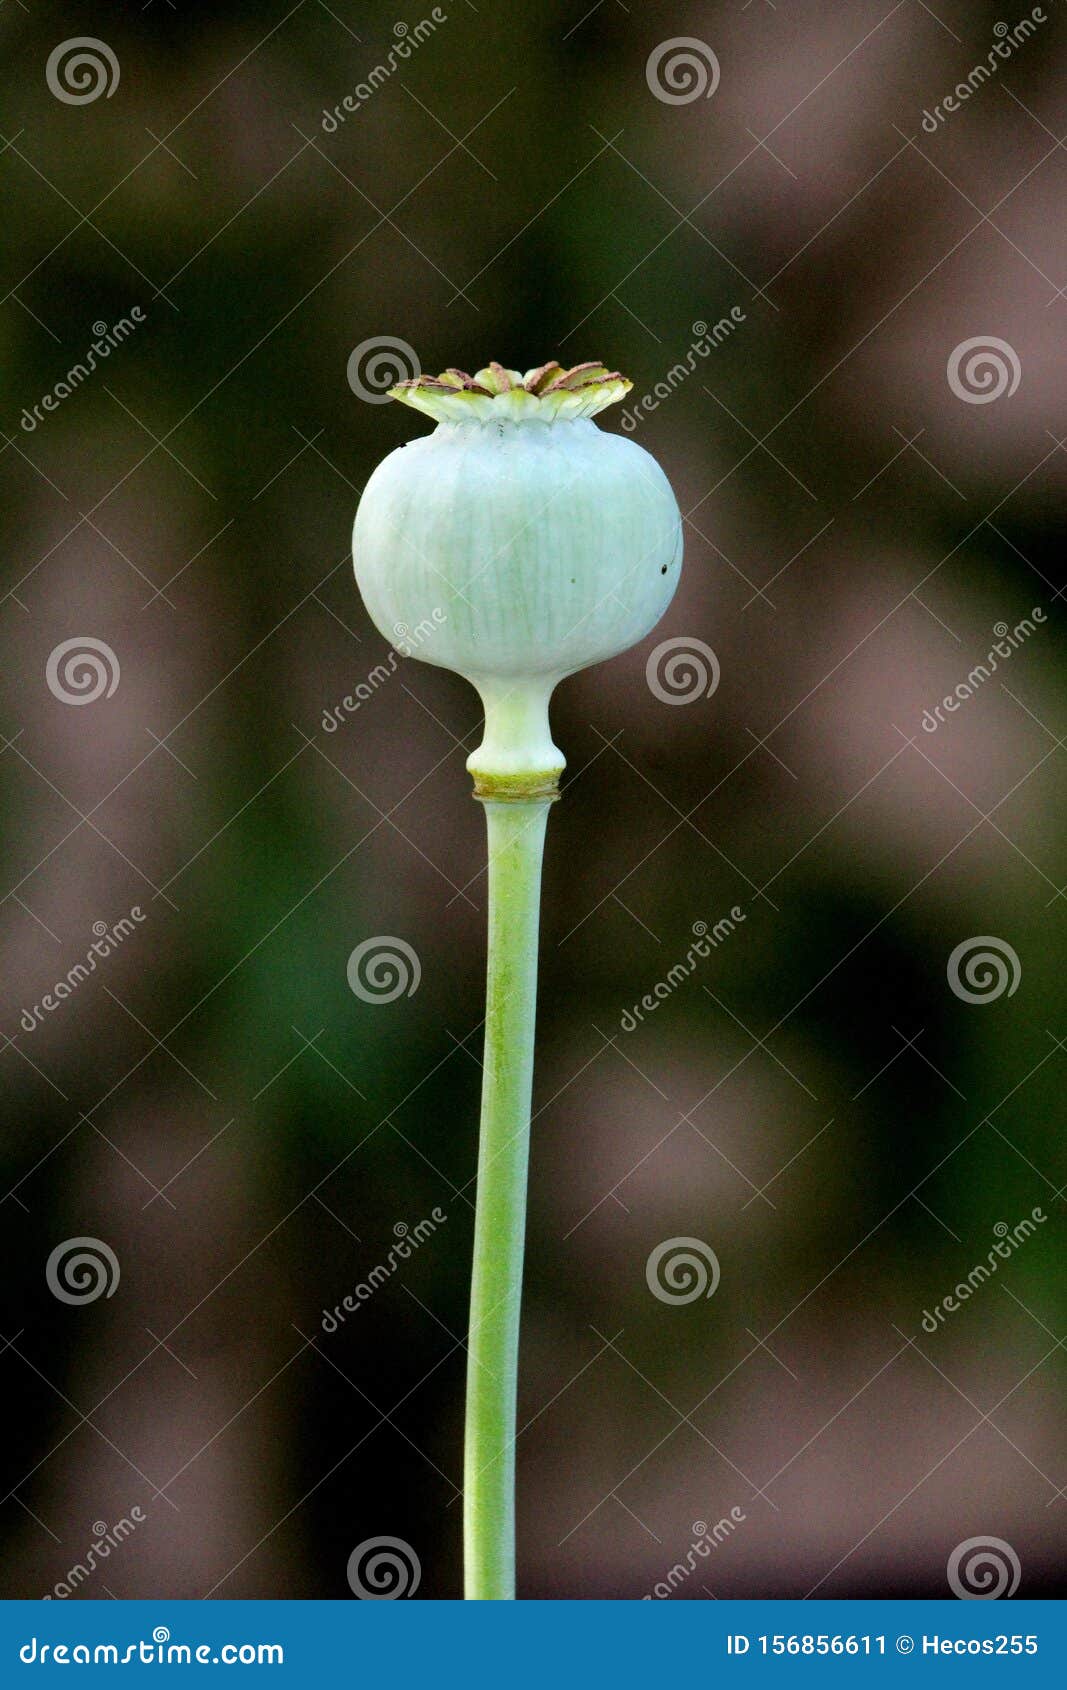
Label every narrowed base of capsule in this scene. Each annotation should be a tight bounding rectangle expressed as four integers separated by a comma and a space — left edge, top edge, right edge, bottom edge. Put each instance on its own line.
466, 677, 565, 804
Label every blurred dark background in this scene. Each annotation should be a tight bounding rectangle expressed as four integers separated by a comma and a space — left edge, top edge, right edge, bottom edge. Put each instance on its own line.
1, 0, 1064, 1600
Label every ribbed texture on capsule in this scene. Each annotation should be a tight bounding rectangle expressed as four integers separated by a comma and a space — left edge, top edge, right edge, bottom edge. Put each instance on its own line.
353, 418, 681, 683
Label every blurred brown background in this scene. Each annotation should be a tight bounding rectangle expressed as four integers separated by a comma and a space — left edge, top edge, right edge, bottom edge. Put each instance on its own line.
1, 0, 1064, 1599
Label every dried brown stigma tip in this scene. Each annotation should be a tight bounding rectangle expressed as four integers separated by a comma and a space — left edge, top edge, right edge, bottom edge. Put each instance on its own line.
523, 362, 563, 394
439, 369, 493, 393
392, 376, 455, 392
542, 363, 620, 392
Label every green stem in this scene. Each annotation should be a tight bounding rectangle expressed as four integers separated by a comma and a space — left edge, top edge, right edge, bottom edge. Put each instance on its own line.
463, 795, 552, 1599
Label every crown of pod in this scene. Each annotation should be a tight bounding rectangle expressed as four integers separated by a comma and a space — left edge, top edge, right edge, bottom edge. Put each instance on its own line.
390, 361, 632, 423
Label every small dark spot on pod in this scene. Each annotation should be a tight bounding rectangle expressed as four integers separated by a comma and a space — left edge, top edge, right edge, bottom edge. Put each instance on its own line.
660, 564, 668, 574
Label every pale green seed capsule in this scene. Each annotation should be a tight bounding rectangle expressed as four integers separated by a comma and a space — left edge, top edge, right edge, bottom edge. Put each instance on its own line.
352, 361, 682, 795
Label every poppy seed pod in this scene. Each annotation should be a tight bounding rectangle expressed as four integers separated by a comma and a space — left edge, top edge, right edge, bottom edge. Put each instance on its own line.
352, 361, 683, 796
350, 359, 686, 1597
